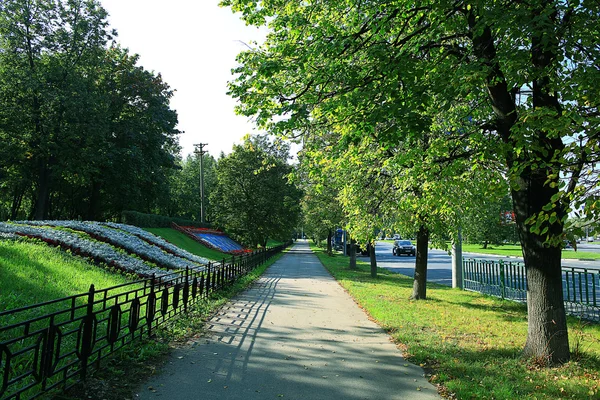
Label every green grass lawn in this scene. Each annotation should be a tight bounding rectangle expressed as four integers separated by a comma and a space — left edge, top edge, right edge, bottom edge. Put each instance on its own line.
456, 243, 600, 260
310, 244, 600, 400
0, 239, 134, 311
144, 228, 227, 261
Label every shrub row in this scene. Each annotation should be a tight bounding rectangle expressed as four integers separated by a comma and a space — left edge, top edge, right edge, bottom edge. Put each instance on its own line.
121, 211, 212, 229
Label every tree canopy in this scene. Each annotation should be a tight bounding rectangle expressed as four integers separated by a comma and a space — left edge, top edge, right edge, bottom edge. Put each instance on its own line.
222, 0, 600, 364
0, 0, 180, 221
210, 135, 302, 248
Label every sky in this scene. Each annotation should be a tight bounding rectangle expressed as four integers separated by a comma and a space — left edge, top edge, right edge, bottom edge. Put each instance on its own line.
100, 0, 268, 159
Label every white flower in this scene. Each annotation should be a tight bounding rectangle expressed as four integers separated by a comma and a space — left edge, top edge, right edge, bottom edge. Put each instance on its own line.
16, 220, 208, 272
1, 222, 174, 279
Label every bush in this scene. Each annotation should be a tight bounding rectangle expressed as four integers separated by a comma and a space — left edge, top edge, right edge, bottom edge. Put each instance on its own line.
120, 211, 211, 229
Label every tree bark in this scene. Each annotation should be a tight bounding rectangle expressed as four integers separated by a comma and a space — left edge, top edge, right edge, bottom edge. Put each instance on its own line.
369, 241, 377, 278
327, 228, 332, 254
10, 185, 25, 220
411, 225, 429, 300
512, 170, 570, 364
33, 161, 51, 220
349, 238, 357, 269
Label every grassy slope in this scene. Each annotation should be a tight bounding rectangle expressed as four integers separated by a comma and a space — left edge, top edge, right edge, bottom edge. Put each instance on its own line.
144, 228, 227, 261
0, 231, 290, 400
145, 228, 284, 259
0, 239, 133, 310
311, 244, 600, 400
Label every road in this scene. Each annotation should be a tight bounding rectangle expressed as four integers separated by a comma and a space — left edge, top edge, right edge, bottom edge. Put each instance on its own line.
370, 241, 600, 287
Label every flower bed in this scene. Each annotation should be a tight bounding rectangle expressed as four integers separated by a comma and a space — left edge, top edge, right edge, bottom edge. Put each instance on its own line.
172, 223, 250, 255
0, 222, 170, 279
17, 220, 208, 272
179, 226, 225, 235
99, 222, 210, 264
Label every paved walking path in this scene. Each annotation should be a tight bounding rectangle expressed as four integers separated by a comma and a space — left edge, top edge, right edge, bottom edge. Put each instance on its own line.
136, 241, 440, 399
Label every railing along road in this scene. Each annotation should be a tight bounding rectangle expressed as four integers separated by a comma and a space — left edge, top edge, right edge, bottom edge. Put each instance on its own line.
463, 258, 599, 322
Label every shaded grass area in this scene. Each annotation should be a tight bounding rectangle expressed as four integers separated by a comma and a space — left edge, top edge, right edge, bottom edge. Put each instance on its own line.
144, 227, 227, 261
311, 244, 600, 400
266, 239, 285, 247
0, 239, 134, 311
58, 248, 288, 400
460, 243, 600, 260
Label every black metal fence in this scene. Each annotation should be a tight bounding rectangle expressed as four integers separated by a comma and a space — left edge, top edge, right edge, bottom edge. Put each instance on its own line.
463, 258, 600, 322
0, 243, 289, 400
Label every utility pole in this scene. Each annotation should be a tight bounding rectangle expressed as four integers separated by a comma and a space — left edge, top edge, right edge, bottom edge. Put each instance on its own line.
194, 143, 208, 224
451, 227, 463, 289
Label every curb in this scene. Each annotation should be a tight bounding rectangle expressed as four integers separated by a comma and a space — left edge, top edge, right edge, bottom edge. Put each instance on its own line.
463, 252, 598, 263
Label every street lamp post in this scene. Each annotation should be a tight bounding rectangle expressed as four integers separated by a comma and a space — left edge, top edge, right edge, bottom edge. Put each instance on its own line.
194, 143, 208, 224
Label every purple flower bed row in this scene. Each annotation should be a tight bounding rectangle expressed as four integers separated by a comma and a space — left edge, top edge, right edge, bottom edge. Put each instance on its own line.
16, 220, 209, 272
0, 222, 171, 279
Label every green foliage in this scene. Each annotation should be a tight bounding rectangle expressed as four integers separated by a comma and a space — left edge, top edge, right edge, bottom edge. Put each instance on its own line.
222, 0, 600, 363
462, 194, 519, 246
210, 135, 302, 248
158, 153, 218, 222
0, 1, 180, 221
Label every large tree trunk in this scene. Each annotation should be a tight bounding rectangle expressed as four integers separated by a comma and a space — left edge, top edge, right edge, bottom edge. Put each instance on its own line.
33, 161, 51, 220
349, 238, 357, 269
10, 184, 25, 220
411, 225, 429, 300
327, 228, 332, 254
512, 171, 569, 365
369, 241, 377, 278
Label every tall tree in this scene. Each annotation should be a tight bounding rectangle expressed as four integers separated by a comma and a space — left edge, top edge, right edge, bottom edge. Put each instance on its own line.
0, 0, 112, 219
210, 135, 302, 247
222, 0, 600, 364
0, 1, 180, 221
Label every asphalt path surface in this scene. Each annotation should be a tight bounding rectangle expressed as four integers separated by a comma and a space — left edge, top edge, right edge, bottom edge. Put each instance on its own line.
136, 241, 440, 400
371, 241, 600, 287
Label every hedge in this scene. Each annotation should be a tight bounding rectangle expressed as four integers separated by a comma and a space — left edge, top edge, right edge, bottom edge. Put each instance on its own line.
120, 211, 212, 229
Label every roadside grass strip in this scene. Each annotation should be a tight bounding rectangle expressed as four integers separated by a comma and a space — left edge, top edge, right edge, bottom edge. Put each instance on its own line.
311, 244, 600, 400
17, 220, 209, 271
0, 222, 170, 278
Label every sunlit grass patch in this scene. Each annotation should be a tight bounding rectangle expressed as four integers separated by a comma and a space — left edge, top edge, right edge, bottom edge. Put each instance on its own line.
144, 228, 226, 261
0, 238, 134, 310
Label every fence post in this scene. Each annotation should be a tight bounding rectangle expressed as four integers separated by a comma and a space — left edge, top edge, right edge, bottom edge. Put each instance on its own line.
499, 259, 506, 300
183, 267, 190, 312
79, 284, 95, 381
231, 255, 235, 283
206, 262, 211, 296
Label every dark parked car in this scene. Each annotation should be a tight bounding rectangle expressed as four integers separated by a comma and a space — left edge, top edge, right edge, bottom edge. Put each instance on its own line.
393, 240, 416, 256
